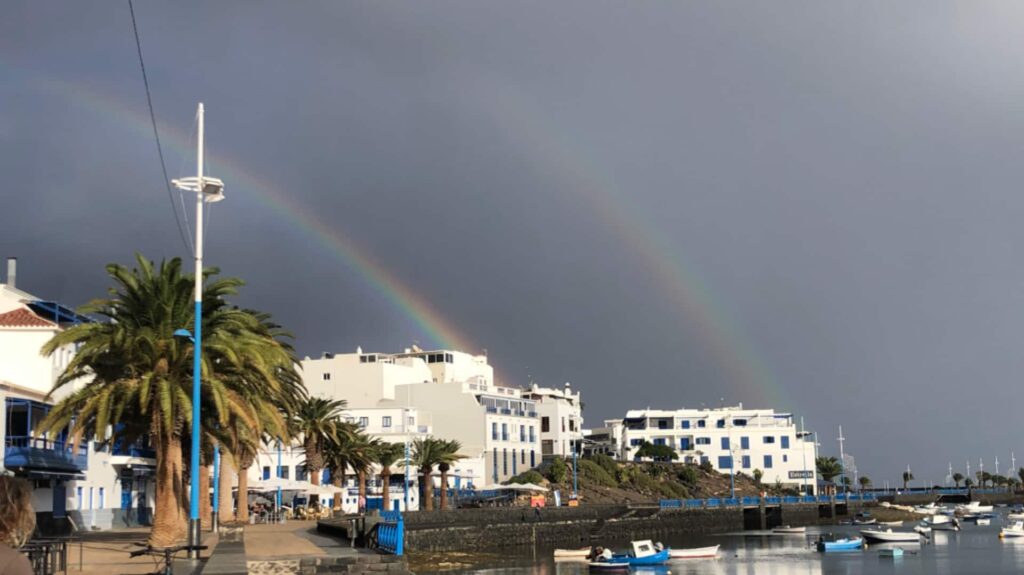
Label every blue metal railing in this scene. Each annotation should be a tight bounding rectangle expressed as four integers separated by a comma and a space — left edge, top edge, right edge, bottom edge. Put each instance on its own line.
659, 492, 878, 509
377, 511, 403, 555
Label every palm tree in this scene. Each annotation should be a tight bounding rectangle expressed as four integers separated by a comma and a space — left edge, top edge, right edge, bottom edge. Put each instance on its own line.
435, 440, 465, 511
36, 256, 300, 546
373, 443, 406, 512
412, 438, 443, 511
902, 470, 914, 491
816, 457, 842, 490
347, 434, 383, 511
858, 476, 871, 492
323, 421, 361, 511
953, 473, 964, 488
292, 397, 347, 485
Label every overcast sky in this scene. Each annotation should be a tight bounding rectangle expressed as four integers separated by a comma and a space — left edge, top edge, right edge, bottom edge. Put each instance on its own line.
4, 1, 1024, 486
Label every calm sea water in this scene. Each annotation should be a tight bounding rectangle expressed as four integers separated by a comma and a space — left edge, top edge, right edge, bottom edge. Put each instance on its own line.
416, 521, 1024, 575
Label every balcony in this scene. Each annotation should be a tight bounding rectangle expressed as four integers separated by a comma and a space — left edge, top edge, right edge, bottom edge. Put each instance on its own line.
4, 436, 88, 472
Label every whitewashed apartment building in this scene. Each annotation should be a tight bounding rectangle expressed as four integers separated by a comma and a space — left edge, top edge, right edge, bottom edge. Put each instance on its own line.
595, 405, 818, 494
521, 382, 583, 459
0, 258, 156, 533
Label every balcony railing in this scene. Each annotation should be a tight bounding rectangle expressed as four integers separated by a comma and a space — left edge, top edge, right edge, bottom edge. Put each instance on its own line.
4, 436, 88, 471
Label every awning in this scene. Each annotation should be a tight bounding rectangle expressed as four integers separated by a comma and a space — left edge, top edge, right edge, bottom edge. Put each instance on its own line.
22, 470, 86, 481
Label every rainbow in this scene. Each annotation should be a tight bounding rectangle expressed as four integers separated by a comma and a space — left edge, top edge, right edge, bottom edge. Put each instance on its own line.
11, 64, 787, 407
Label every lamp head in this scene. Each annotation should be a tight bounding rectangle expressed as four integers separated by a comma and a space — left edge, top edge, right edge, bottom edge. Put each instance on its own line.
173, 329, 195, 342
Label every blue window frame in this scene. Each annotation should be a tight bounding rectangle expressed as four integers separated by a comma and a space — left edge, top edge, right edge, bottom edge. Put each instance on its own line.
742, 455, 751, 469
696, 437, 711, 445
263, 466, 271, 480
718, 456, 733, 469
681, 420, 690, 429
721, 437, 729, 450
680, 438, 691, 450
741, 436, 750, 450
781, 436, 790, 449
716, 419, 726, 428
763, 436, 775, 444
697, 420, 706, 428
653, 438, 666, 446
630, 438, 644, 446
77, 487, 83, 510
764, 455, 773, 468
700, 456, 709, 466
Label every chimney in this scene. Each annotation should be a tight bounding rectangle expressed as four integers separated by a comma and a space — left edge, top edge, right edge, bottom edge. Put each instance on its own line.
5, 257, 15, 289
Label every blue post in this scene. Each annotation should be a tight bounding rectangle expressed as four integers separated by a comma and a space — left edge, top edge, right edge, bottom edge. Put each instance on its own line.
276, 440, 282, 511
403, 437, 410, 511
572, 442, 578, 500
190, 300, 202, 549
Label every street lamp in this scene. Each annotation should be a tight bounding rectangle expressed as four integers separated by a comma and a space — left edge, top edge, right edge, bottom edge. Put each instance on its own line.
171, 103, 225, 558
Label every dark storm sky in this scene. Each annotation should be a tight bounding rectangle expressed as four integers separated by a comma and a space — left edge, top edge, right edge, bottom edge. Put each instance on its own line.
4, 1, 1024, 485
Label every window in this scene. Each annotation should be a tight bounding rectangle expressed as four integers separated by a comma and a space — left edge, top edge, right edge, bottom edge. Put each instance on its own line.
262, 466, 271, 480
493, 449, 499, 482
99, 487, 105, 508
512, 450, 517, 474
529, 426, 536, 442
681, 420, 690, 429
718, 456, 733, 469
653, 438, 666, 446
322, 373, 331, 381
783, 454, 788, 463
695, 437, 711, 445
492, 422, 498, 440
630, 438, 644, 446
697, 420, 706, 428
742, 455, 751, 469
680, 438, 691, 450
520, 426, 526, 442
530, 450, 536, 467
716, 419, 726, 428
408, 416, 415, 426
521, 450, 526, 464
562, 418, 566, 432
781, 436, 790, 449
569, 419, 576, 431
700, 456, 710, 466
382, 416, 392, 428
77, 487, 83, 510
281, 466, 290, 479
764, 455, 773, 469
734, 419, 747, 426
89, 488, 94, 510
541, 417, 550, 433
503, 448, 508, 475
740, 437, 750, 450
502, 423, 509, 441
359, 417, 369, 428
658, 419, 669, 430
763, 436, 775, 444
721, 437, 729, 450
297, 465, 308, 481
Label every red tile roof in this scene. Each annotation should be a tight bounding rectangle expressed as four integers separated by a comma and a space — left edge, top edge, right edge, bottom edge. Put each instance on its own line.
0, 307, 56, 328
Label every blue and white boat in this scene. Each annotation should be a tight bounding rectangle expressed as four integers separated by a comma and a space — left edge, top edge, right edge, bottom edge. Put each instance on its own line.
879, 547, 904, 558
816, 536, 864, 552
610, 540, 671, 565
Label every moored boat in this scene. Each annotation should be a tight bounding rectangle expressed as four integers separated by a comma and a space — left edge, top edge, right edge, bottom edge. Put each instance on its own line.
878, 521, 903, 527
668, 544, 719, 559
772, 526, 806, 534
554, 547, 592, 559
860, 528, 921, 543
588, 561, 630, 572
1001, 521, 1024, 539
878, 547, 904, 558
816, 536, 864, 552
610, 540, 671, 566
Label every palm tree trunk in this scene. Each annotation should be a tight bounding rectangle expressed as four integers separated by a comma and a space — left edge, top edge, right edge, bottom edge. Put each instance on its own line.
311, 466, 321, 486
332, 471, 343, 511
150, 434, 187, 547
440, 470, 449, 510
380, 465, 390, 511
200, 465, 212, 529
358, 470, 367, 512
218, 456, 234, 525
421, 468, 433, 511
236, 465, 249, 523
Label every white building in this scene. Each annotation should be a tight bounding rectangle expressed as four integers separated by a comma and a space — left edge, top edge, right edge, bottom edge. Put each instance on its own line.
521, 382, 583, 459
595, 405, 818, 493
0, 258, 156, 533
301, 347, 541, 486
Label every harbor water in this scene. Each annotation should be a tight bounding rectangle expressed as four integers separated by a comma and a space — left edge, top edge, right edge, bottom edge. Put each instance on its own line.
415, 521, 1024, 575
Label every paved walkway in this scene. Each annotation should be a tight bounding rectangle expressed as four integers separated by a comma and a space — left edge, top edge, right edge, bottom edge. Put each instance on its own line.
244, 521, 360, 560
65, 527, 219, 575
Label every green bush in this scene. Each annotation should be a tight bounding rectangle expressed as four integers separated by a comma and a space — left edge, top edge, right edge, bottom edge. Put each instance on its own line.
699, 458, 714, 473
506, 469, 545, 485
578, 459, 617, 487
547, 456, 569, 484
675, 465, 699, 486
588, 454, 619, 477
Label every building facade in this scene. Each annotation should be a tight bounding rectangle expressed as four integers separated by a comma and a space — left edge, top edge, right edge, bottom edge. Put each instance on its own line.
0, 258, 156, 533
594, 405, 818, 493
521, 382, 583, 459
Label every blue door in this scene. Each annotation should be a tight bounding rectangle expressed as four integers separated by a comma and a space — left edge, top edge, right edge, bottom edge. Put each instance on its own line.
52, 483, 67, 518
121, 479, 133, 511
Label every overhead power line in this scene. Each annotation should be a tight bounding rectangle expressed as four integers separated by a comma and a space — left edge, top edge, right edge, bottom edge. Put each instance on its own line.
128, 0, 193, 253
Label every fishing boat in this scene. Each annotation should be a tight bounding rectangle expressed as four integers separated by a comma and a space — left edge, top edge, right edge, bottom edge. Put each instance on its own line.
852, 512, 876, 525
610, 540, 671, 566
1000, 521, 1024, 539
878, 547, 904, 558
554, 547, 592, 559
668, 544, 719, 559
878, 521, 903, 527
977, 518, 991, 526
588, 561, 630, 572
860, 528, 921, 543
816, 536, 864, 552
772, 526, 806, 534
957, 501, 994, 515
1007, 512, 1024, 521
913, 525, 932, 535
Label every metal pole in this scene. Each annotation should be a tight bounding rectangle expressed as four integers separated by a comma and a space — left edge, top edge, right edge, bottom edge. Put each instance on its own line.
572, 440, 578, 500
800, 417, 808, 495
837, 425, 846, 496
277, 440, 282, 512
404, 410, 410, 511
212, 442, 220, 533
188, 102, 205, 558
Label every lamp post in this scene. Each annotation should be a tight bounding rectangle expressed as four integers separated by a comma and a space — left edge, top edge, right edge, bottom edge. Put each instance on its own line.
171, 103, 224, 558
572, 438, 578, 501
212, 442, 220, 532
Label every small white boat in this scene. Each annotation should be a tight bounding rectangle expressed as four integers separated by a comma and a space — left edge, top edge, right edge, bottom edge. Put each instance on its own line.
878, 547, 904, 558
924, 514, 951, 525
772, 526, 806, 534
1007, 512, 1024, 521
668, 545, 719, 559
957, 501, 994, 515
977, 518, 991, 526
860, 528, 921, 543
878, 521, 903, 527
554, 547, 592, 559
1001, 521, 1024, 539
914, 525, 932, 535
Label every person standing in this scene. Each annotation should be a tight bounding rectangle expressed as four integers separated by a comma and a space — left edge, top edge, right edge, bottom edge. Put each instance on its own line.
0, 476, 35, 575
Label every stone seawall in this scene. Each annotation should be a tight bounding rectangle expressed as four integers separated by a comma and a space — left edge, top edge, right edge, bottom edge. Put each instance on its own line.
403, 503, 856, 552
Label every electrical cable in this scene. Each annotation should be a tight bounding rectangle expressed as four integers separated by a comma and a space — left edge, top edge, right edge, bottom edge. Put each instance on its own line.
128, 0, 193, 253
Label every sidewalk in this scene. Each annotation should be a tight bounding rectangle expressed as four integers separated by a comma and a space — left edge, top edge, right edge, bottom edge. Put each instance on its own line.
244, 521, 361, 560
66, 527, 219, 575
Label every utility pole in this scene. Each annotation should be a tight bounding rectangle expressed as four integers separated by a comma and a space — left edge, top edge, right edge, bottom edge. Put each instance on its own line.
837, 425, 846, 496
800, 417, 808, 495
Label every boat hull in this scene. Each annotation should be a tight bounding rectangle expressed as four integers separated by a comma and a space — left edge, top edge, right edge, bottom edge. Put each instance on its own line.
817, 539, 863, 552
611, 549, 670, 565
860, 529, 920, 543
589, 562, 630, 572
554, 548, 591, 559
669, 545, 719, 559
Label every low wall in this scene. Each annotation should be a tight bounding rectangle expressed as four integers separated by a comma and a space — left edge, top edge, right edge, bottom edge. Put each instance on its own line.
401, 505, 630, 528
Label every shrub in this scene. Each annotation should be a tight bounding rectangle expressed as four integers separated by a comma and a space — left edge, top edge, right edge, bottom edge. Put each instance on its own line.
589, 454, 619, 477
699, 458, 714, 473
675, 465, 699, 486
547, 456, 569, 484
578, 459, 617, 487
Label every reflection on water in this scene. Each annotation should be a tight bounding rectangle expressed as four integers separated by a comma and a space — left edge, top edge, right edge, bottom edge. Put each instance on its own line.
414, 519, 1024, 575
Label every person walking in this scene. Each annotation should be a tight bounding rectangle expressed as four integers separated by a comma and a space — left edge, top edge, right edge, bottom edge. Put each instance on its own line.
0, 476, 35, 575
